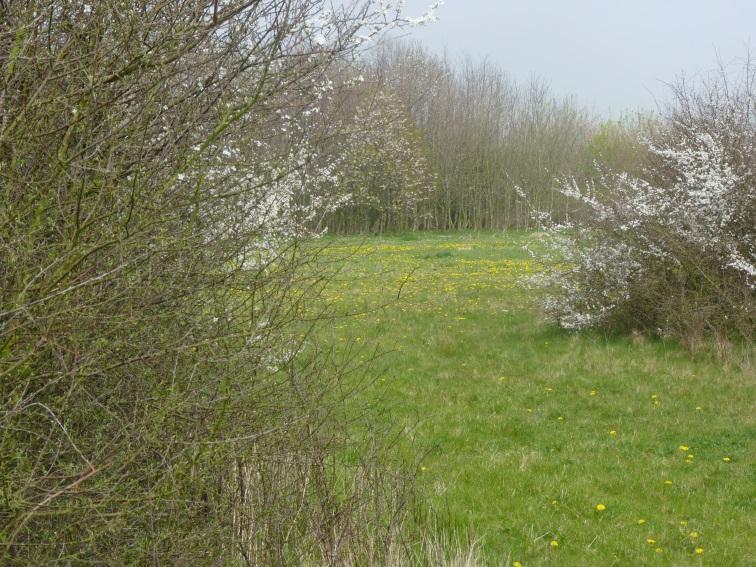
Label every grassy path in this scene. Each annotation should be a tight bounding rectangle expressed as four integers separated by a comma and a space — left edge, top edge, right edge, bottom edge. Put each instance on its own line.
318, 232, 754, 566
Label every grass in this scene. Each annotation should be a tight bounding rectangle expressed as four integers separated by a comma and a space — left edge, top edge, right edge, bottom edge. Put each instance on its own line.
314, 231, 755, 566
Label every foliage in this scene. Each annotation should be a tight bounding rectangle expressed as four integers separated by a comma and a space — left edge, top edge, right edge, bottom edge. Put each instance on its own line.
585, 113, 653, 175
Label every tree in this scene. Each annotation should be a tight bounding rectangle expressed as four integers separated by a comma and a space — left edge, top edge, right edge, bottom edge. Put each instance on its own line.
331, 87, 436, 233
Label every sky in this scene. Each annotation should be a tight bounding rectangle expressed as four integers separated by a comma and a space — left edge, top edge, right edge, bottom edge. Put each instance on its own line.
398, 0, 755, 116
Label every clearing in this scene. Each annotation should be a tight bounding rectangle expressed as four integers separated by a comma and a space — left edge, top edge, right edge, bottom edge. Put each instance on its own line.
317, 231, 754, 566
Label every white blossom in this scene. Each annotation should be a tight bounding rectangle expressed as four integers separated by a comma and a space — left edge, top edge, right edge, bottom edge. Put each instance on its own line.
527, 118, 755, 335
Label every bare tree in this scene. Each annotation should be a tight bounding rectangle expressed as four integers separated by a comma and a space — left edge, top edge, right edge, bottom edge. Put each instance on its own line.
367, 41, 596, 230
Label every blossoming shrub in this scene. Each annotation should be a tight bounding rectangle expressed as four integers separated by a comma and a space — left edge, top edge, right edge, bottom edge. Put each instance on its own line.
536, 64, 755, 345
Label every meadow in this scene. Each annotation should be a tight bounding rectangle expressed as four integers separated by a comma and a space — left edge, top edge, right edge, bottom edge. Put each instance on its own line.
316, 231, 754, 566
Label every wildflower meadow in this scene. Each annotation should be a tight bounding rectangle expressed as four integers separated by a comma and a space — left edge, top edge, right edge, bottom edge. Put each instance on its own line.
316, 232, 754, 565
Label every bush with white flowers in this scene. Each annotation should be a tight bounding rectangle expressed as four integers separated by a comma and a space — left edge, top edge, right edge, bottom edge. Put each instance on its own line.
534, 63, 755, 343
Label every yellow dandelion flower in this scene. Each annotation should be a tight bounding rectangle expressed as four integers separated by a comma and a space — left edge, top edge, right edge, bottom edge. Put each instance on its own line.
590, 389, 597, 396
549, 540, 559, 548
513, 562, 523, 567
655, 548, 663, 553
678, 445, 689, 452
651, 394, 658, 400
646, 538, 656, 545
551, 499, 558, 506
526, 408, 533, 413
695, 406, 702, 410
609, 430, 617, 436
723, 457, 732, 462
420, 466, 428, 472
695, 548, 704, 555
557, 416, 564, 421
637, 519, 646, 525
663, 480, 673, 485
680, 520, 688, 526
689, 531, 699, 539
595, 503, 606, 512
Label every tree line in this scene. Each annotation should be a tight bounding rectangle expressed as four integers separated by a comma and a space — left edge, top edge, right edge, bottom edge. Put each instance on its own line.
320, 41, 650, 234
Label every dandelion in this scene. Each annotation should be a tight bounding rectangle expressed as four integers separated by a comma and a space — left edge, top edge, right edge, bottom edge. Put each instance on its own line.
695, 406, 703, 410
680, 520, 688, 526
695, 547, 704, 554
722, 457, 732, 462
513, 562, 523, 567
557, 416, 564, 421
646, 538, 656, 545
637, 519, 646, 525
595, 503, 606, 512
609, 430, 617, 436
549, 540, 559, 548
663, 480, 673, 485
678, 445, 689, 452
689, 531, 699, 539
651, 394, 658, 400
590, 389, 597, 396
551, 499, 558, 506
420, 466, 428, 472
655, 548, 663, 553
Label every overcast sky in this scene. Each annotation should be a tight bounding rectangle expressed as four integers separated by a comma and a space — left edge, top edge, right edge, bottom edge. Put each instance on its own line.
398, 0, 755, 116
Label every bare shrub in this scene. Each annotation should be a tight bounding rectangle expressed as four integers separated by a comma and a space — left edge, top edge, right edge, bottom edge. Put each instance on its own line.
0, 1, 439, 563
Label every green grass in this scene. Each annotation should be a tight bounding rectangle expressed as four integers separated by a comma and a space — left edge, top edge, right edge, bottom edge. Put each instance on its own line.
316, 231, 755, 566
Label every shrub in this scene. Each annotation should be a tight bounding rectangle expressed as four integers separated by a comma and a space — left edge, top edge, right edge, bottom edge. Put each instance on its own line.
532, 60, 755, 344
0, 1, 437, 563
